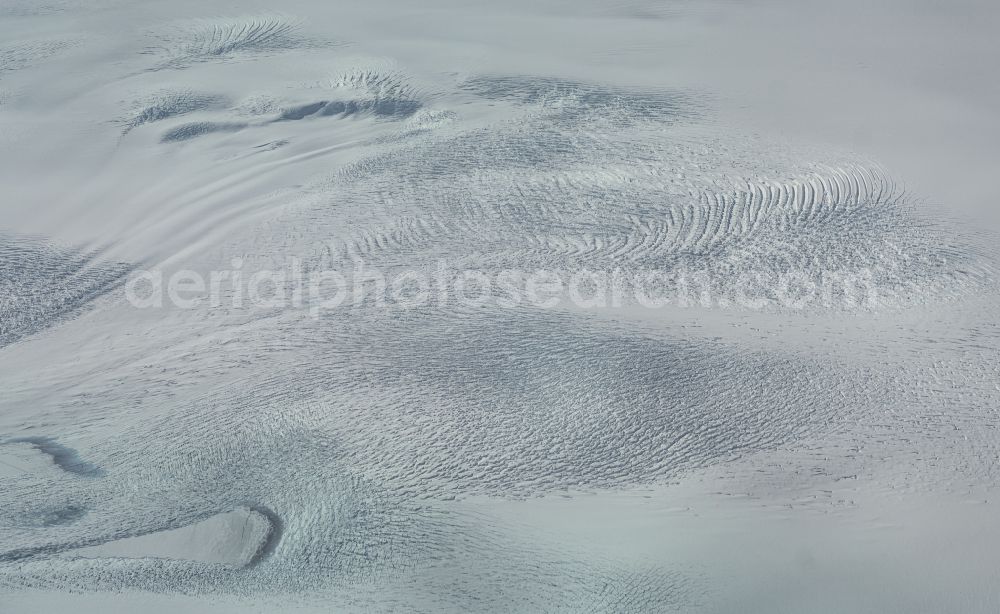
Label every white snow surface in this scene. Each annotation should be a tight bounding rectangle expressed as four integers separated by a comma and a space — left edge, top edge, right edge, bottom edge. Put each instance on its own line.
1, 0, 999, 612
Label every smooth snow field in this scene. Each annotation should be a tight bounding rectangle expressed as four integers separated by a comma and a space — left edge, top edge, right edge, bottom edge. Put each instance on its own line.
2, 0, 999, 612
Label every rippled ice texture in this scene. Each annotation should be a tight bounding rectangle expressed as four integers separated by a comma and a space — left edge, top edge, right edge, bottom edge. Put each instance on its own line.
1, 0, 999, 612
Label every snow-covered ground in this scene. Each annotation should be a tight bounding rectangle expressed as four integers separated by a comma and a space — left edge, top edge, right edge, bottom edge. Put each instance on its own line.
2, 0, 999, 611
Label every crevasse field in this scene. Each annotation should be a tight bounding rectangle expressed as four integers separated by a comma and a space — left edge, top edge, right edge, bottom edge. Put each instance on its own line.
1, 0, 999, 612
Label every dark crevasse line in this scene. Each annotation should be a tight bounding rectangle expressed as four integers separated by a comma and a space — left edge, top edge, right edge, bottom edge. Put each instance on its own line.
5, 437, 106, 477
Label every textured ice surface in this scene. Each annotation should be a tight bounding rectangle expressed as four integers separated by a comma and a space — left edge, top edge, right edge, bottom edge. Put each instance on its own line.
0, 234, 130, 348
1, 0, 999, 612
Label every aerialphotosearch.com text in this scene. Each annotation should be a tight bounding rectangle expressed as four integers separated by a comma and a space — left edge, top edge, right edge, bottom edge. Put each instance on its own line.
124, 257, 884, 316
